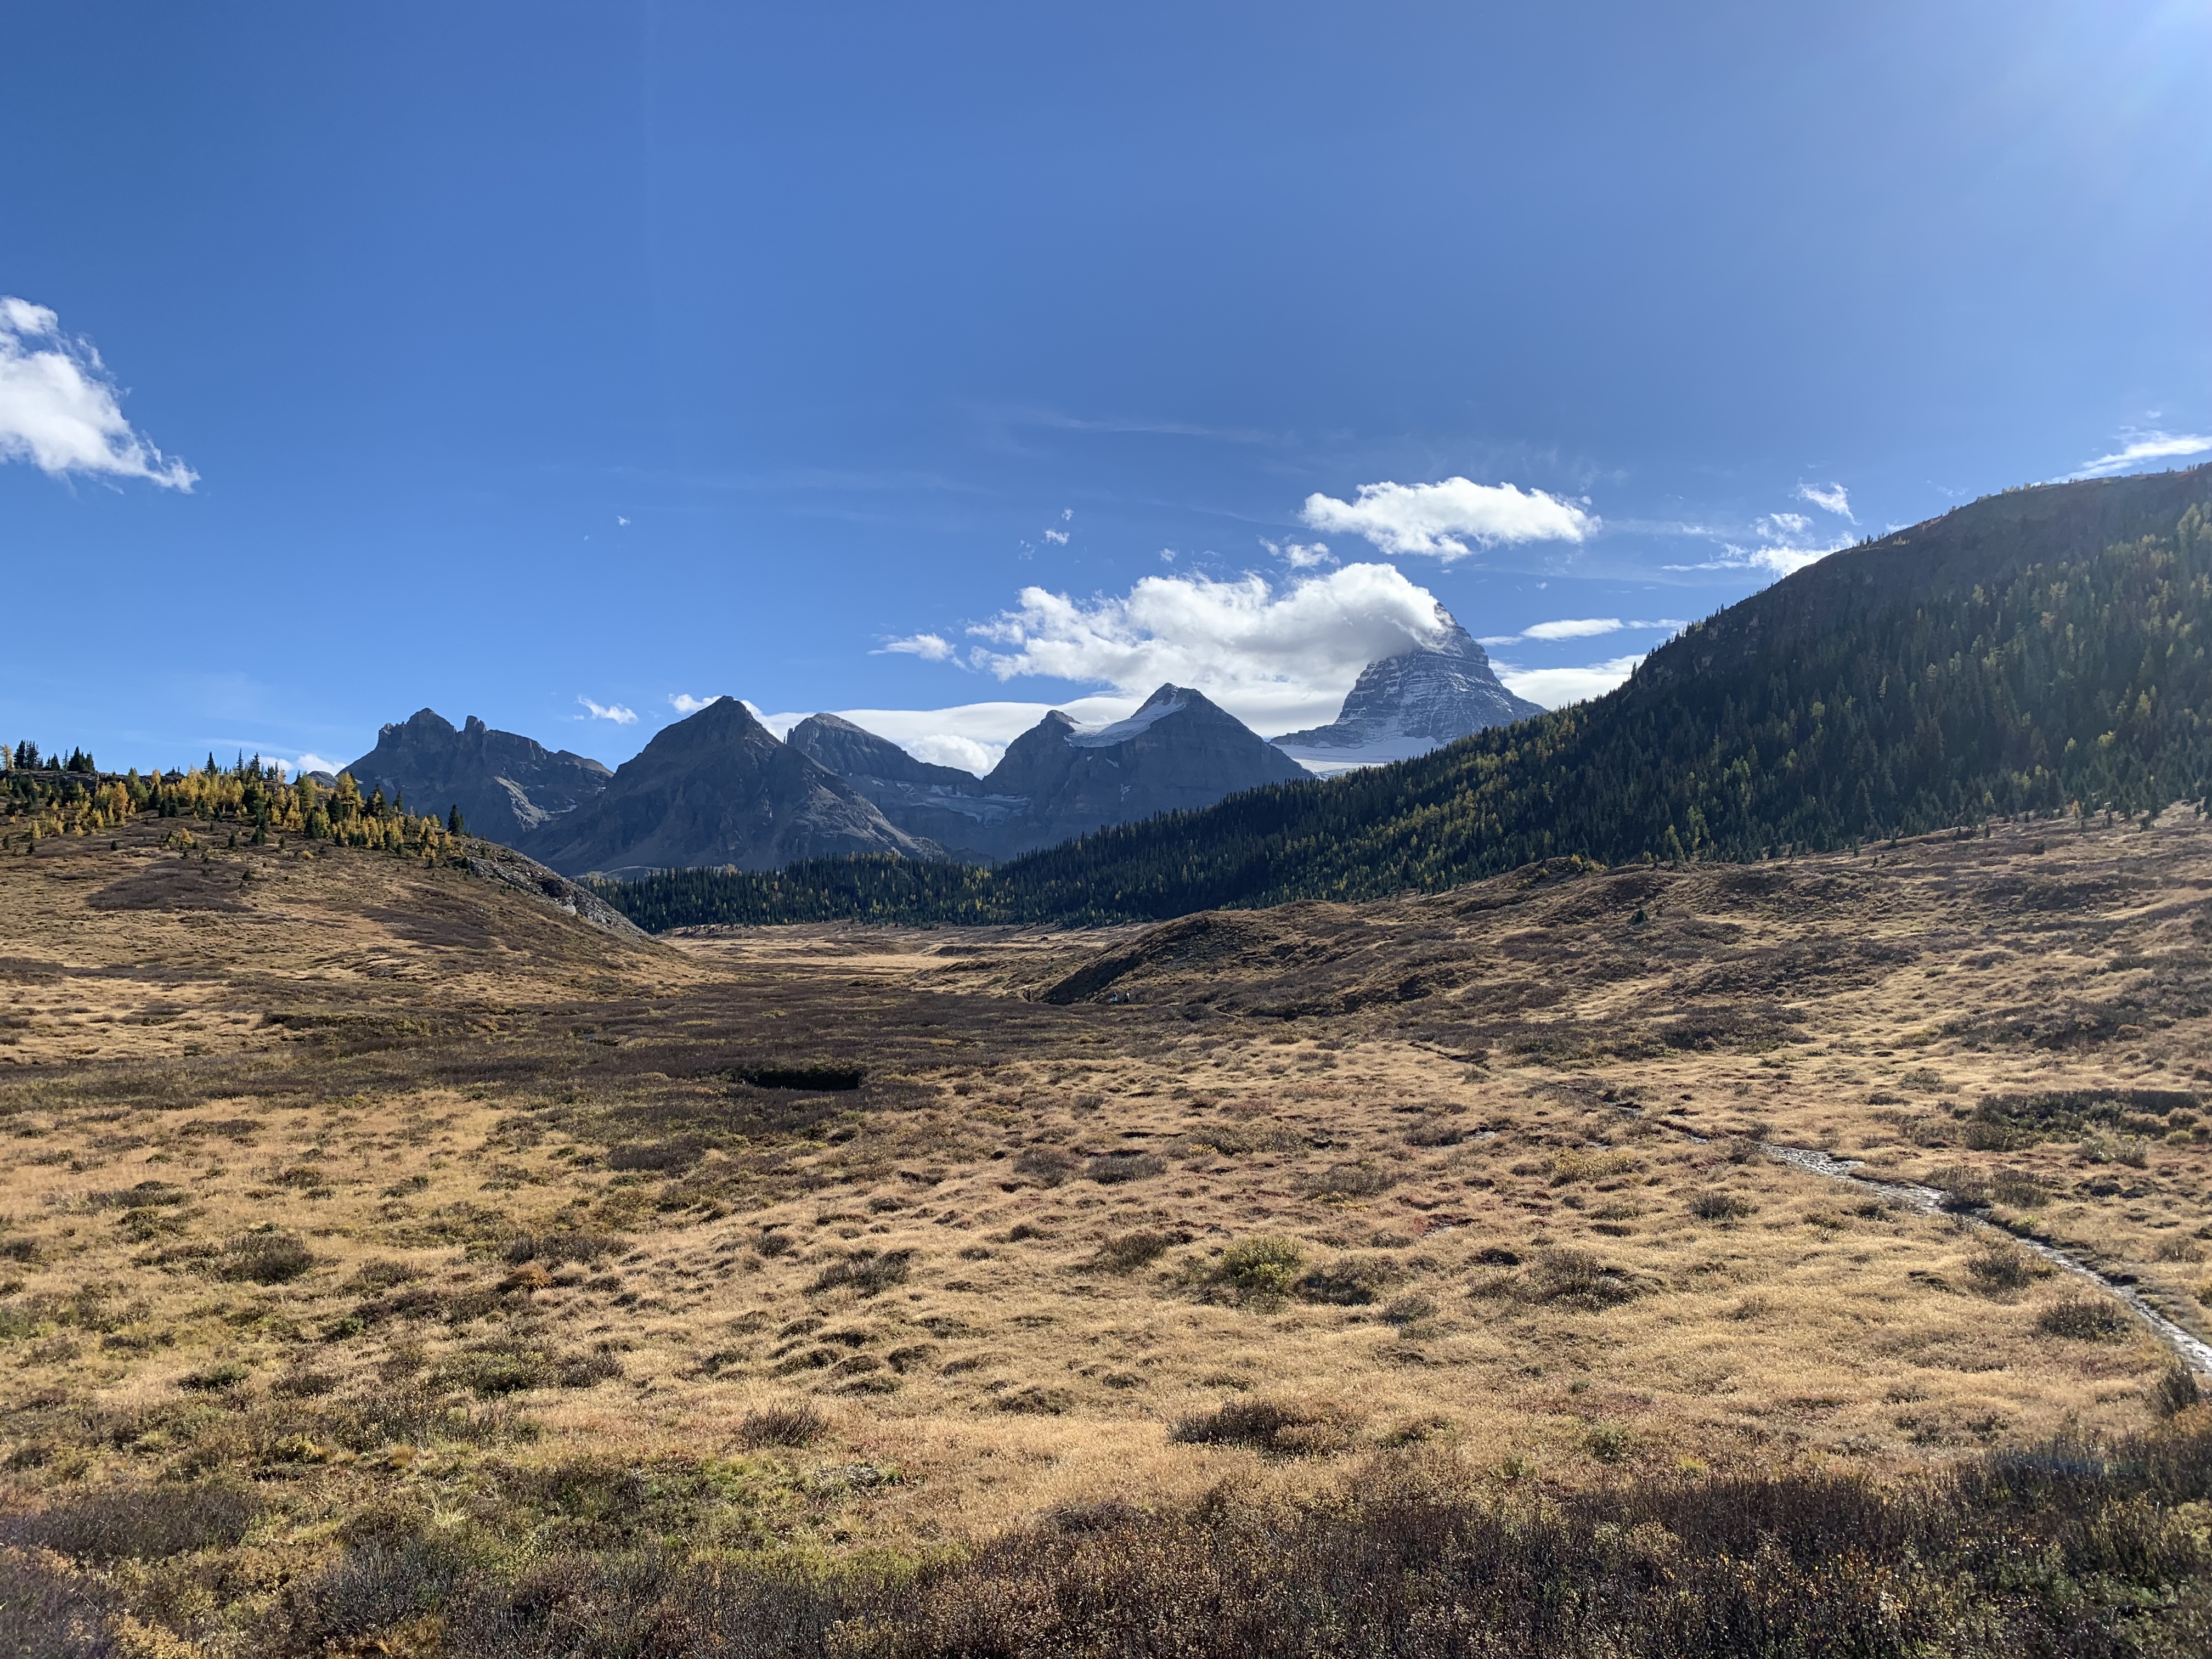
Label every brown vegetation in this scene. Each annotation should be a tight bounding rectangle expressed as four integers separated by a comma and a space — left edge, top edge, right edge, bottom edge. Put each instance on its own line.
3, 809, 2211, 1652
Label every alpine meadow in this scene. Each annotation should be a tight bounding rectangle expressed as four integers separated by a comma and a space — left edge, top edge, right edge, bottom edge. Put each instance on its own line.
9, 7, 2212, 1657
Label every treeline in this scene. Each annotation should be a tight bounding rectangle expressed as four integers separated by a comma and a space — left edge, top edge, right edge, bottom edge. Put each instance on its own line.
2, 755, 467, 862
7, 740, 97, 774
599, 495, 2212, 930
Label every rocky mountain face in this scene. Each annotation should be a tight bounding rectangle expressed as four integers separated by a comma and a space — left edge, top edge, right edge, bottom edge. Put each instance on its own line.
343, 709, 613, 844
518, 696, 938, 877
799, 685, 1310, 862
786, 714, 1026, 863
1271, 621, 1543, 773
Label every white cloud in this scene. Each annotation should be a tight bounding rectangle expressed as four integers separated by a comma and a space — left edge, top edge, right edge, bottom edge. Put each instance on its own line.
961, 562, 1457, 733
899, 732, 1005, 773
288, 753, 345, 779
1669, 543, 1842, 578
1481, 617, 1685, 645
1665, 506, 1849, 579
1262, 537, 1334, 569
668, 692, 723, 715
617, 515, 630, 526
0, 297, 196, 489
577, 696, 637, 724
1796, 481, 1854, 520
1043, 528, 1068, 545
2072, 430, 2212, 479
1496, 654, 1645, 709
754, 697, 1141, 776
878, 632, 957, 662
1299, 477, 1596, 560
1522, 617, 1624, 641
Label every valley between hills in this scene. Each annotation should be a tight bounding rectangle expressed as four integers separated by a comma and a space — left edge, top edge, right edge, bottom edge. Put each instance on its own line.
4, 802, 2211, 1653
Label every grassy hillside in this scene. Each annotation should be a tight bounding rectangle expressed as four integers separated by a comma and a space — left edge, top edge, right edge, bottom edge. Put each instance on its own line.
601, 465, 2212, 930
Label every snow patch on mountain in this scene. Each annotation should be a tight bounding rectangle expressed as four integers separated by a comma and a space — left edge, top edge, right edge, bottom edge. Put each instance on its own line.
1271, 618, 1542, 772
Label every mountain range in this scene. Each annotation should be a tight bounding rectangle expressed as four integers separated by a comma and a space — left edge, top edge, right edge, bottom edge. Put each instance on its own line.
789, 684, 1307, 861
345, 711, 610, 845
601, 461, 2212, 930
339, 611, 1534, 877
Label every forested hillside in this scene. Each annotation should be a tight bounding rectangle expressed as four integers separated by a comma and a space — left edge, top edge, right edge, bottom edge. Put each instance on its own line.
2, 754, 466, 860
598, 465, 2212, 928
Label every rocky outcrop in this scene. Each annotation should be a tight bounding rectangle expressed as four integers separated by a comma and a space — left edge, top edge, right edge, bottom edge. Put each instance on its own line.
799, 685, 1310, 862
344, 709, 611, 844
518, 696, 938, 877
1272, 621, 1542, 773
462, 843, 653, 943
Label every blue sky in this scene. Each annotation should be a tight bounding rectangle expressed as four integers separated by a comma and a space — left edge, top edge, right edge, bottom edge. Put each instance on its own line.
4, 2, 2209, 775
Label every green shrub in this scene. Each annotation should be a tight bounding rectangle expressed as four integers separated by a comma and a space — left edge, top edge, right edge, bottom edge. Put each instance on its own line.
1479, 1248, 1647, 1312
1687, 1189, 1753, 1221
179, 1361, 250, 1392
1169, 1396, 1356, 1456
1208, 1239, 1306, 1307
2037, 1296, 2128, 1341
219, 1230, 314, 1284
1088, 1230, 1180, 1272
808, 1249, 914, 1297
0, 1481, 258, 1562
737, 1403, 828, 1448
1966, 1240, 2038, 1291
1085, 1152, 1167, 1184
1295, 1255, 1396, 1306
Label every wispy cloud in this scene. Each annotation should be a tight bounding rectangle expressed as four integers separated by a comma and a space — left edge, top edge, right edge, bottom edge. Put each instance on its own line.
878, 633, 958, 662
1495, 654, 1645, 709
1521, 617, 1624, 640
1665, 509, 1848, 579
1300, 477, 1596, 561
1261, 537, 1334, 569
1478, 617, 1684, 645
0, 296, 196, 489
1796, 481, 1854, 521
2071, 429, 2212, 480
1008, 407, 1290, 446
577, 696, 637, 725
667, 692, 724, 715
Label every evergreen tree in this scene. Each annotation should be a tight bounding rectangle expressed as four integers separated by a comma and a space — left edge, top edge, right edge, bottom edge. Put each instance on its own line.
596, 491, 2212, 932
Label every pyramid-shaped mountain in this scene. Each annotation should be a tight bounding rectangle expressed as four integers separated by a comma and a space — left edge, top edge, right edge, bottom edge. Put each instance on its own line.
344, 709, 612, 843
518, 697, 938, 877
1272, 620, 1542, 772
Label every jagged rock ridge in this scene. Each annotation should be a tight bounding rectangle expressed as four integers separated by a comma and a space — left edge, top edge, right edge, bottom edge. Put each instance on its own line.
799, 685, 1310, 862
519, 696, 938, 877
344, 709, 612, 845
786, 714, 1025, 863
1272, 620, 1542, 772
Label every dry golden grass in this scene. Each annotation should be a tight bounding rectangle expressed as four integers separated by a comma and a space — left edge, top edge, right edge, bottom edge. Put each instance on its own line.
3, 809, 2207, 1570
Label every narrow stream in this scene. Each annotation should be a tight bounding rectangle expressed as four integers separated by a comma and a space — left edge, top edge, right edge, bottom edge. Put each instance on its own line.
1760, 1141, 2212, 1376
